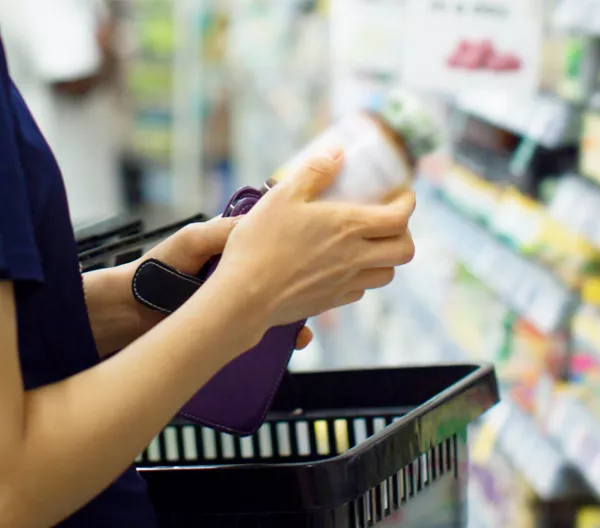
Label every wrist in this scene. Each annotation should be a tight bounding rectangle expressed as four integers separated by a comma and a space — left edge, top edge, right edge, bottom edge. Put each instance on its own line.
197, 267, 273, 353
84, 262, 164, 357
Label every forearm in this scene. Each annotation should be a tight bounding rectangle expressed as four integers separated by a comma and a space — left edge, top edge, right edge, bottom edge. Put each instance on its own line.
84, 264, 161, 358
1, 273, 266, 528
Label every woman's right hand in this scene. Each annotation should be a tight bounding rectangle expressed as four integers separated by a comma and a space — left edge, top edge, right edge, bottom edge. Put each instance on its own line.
214, 145, 417, 330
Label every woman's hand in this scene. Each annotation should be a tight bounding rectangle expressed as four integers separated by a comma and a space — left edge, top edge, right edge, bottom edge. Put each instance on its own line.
86, 216, 314, 357
135, 219, 314, 349
213, 145, 416, 332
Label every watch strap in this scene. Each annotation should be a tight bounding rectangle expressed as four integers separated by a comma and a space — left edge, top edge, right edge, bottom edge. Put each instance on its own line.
132, 258, 204, 315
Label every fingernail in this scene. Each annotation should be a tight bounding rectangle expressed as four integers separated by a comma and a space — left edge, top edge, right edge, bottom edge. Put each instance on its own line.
325, 143, 343, 161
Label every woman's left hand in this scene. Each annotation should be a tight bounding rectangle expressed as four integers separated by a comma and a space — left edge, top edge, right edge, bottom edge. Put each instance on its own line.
131, 217, 314, 350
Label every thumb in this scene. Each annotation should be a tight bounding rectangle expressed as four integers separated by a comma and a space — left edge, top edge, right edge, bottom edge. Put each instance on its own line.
284, 144, 344, 200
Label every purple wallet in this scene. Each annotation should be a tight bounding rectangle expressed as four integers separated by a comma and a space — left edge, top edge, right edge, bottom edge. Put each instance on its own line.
132, 186, 306, 436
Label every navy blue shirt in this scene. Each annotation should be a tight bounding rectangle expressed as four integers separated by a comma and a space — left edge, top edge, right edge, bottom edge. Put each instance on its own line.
0, 40, 157, 527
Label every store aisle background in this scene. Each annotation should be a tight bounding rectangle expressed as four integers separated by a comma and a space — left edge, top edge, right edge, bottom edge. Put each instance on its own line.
8, 0, 600, 526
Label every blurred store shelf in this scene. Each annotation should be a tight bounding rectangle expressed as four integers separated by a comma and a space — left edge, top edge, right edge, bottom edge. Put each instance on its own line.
548, 392, 600, 500
429, 191, 576, 335
454, 91, 582, 148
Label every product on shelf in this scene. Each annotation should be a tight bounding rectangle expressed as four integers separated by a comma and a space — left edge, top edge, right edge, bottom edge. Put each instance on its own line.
559, 38, 587, 102
272, 89, 441, 203
581, 110, 600, 185
440, 163, 501, 224
578, 507, 600, 527
446, 39, 522, 73
440, 165, 600, 290
571, 278, 600, 380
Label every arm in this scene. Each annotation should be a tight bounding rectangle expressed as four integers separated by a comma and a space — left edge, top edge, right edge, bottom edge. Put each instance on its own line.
0, 270, 268, 528
83, 264, 163, 358
84, 218, 315, 359
0, 147, 416, 528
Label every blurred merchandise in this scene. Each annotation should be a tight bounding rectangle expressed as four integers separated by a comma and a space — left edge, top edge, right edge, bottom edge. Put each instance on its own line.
581, 109, 600, 185
227, 0, 330, 188
122, 0, 230, 211
578, 507, 600, 527
328, 0, 407, 118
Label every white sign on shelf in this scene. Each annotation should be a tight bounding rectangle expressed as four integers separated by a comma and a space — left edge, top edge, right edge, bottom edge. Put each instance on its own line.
402, 0, 543, 95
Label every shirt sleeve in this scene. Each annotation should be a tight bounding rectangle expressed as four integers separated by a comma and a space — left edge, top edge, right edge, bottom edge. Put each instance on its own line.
2, 0, 102, 83
0, 42, 44, 282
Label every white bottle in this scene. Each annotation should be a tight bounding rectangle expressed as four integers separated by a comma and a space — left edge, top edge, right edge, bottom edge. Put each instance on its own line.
269, 89, 441, 203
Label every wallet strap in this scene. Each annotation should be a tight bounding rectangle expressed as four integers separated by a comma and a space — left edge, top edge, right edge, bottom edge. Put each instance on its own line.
132, 258, 204, 315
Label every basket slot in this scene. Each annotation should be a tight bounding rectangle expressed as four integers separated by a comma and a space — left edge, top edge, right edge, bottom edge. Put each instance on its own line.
438, 441, 446, 476
452, 433, 459, 478
275, 422, 292, 457
334, 419, 350, 453
145, 435, 164, 463
240, 434, 255, 459
182, 426, 199, 461
391, 470, 400, 510
201, 428, 218, 460
295, 421, 311, 456
365, 491, 372, 526
381, 476, 390, 516
401, 465, 408, 502
220, 433, 236, 460
408, 463, 416, 499
373, 417, 387, 434
163, 427, 180, 462
353, 493, 368, 528
353, 418, 368, 445
430, 445, 437, 481
373, 483, 384, 523
419, 453, 429, 488
315, 420, 330, 455
258, 423, 274, 458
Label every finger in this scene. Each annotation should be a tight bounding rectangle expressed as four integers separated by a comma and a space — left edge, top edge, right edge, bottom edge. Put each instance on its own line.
350, 267, 395, 291
179, 216, 237, 256
344, 191, 416, 239
381, 184, 411, 204
316, 291, 366, 316
295, 326, 314, 350
281, 144, 344, 200
358, 231, 416, 268
338, 290, 366, 307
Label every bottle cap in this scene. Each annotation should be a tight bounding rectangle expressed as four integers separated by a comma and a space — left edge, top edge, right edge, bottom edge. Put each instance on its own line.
375, 88, 442, 163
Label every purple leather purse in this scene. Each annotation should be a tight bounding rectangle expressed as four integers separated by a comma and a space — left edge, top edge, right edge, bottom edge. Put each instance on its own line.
132, 185, 306, 436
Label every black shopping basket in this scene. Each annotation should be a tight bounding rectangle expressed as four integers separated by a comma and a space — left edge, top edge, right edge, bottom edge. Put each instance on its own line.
76, 216, 500, 528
